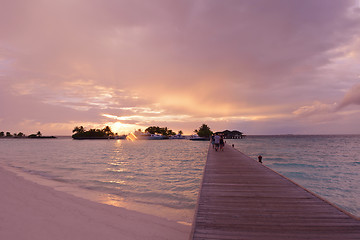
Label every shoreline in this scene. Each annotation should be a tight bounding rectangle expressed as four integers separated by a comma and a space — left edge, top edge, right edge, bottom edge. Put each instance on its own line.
0, 164, 194, 227
0, 166, 190, 240
3, 164, 194, 225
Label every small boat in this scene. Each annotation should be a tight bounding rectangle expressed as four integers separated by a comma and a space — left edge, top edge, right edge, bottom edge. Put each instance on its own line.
170, 134, 185, 139
148, 134, 165, 140
189, 134, 209, 141
133, 131, 165, 140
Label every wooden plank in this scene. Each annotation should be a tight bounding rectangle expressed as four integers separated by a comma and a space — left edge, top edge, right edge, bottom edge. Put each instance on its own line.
189, 144, 360, 240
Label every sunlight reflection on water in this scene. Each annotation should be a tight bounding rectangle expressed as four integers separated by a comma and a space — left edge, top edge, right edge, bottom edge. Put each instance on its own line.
0, 138, 208, 223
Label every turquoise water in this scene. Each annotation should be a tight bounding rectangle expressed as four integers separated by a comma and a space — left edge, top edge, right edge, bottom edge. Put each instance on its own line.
1, 135, 359, 222
0, 138, 208, 223
227, 135, 360, 217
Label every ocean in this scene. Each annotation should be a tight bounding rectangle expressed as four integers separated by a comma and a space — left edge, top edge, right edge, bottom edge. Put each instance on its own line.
0, 135, 359, 223
227, 135, 360, 218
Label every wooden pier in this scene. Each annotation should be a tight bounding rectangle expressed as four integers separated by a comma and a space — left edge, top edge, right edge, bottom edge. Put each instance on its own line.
190, 144, 360, 239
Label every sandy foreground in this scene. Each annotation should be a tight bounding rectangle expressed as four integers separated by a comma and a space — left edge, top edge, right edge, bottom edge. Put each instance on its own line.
0, 166, 191, 240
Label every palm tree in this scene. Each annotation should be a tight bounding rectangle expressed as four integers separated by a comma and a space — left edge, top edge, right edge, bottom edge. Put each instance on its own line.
103, 126, 114, 136
195, 124, 213, 138
17, 132, 25, 137
73, 126, 85, 134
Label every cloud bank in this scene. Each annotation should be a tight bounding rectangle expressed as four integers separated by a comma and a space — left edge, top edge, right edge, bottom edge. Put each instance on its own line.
1, 0, 360, 134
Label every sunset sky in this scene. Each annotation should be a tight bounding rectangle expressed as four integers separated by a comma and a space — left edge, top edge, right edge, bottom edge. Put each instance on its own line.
1, 0, 360, 135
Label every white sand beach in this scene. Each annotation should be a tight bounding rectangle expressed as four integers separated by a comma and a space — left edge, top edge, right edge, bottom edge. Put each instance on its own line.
0, 166, 190, 240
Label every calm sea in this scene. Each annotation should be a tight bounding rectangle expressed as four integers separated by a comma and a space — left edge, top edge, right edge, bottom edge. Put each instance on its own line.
0, 135, 359, 223
227, 135, 360, 218
0, 138, 208, 224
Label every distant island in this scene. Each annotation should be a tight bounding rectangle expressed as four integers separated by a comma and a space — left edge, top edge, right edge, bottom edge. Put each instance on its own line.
0, 131, 56, 139
128, 126, 184, 140
190, 126, 244, 140
71, 124, 245, 141
28, 131, 56, 138
144, 126, 178, 137
72, 126, 126, 140
1, 125, 244, 141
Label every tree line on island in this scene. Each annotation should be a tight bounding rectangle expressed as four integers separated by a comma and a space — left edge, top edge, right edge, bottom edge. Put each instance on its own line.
1, 124, 243, 140
71, 124, 243, 140
72, 125, 180, 139
144, 126, 182, 136
0, 131, 56, 138
193, 124, 244, 139
190, 124, 244, 140
72, 126, 122, 139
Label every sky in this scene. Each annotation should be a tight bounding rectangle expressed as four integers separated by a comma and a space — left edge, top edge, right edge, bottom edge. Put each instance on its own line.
1, 0, 360, 136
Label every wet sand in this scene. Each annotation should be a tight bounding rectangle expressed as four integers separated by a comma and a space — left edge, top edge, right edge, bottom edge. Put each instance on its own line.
0, 166, 190, 240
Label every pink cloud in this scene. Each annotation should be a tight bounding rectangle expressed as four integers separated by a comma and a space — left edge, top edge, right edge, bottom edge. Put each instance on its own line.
293, 101, 337, 118
1, 0, 360, 134
337, 83, 360, 109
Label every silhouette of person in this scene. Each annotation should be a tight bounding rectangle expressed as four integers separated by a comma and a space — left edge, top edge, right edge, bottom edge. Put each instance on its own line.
211, 135, 215, 149
258, 155, 263, 163
214, 134, 220, 151
219, 136, 224, 151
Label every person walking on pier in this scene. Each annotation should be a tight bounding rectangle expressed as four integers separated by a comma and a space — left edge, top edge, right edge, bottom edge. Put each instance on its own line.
219, 136, 224, 151
214, 134, 220, 151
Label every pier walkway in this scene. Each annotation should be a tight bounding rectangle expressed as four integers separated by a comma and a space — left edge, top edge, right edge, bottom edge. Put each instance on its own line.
190, 144, 360, 239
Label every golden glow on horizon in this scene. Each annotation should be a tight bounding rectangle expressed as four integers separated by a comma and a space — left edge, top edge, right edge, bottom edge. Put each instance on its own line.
100, 111, 287, 136
105, 121, 146, 135
102, 112, 282, 123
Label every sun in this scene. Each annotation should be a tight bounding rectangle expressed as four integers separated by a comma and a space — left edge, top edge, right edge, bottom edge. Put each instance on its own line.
106, 121, 146, 135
